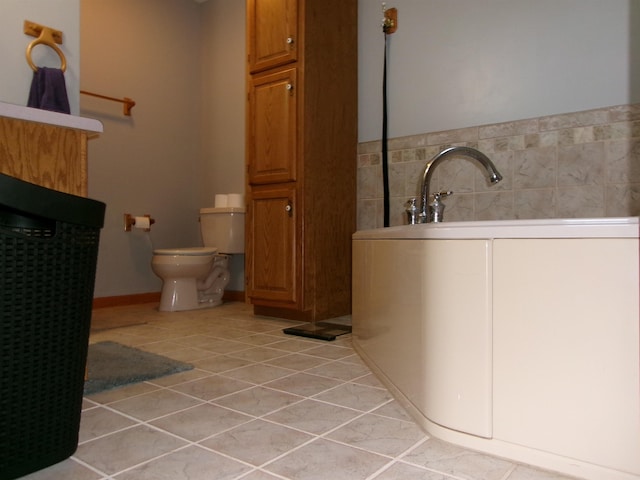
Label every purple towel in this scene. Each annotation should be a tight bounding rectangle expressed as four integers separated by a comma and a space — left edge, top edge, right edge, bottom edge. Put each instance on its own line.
27, 67, 70, 114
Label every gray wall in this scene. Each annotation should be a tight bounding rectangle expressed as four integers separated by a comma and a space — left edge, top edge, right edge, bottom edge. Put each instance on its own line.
81, 0, 246, 298
1, 0, 80, 113
2, 1, 636, 298
358, 0, 639, 141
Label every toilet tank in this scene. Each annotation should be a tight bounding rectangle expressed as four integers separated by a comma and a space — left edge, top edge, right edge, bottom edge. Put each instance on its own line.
199, 207, 245, 254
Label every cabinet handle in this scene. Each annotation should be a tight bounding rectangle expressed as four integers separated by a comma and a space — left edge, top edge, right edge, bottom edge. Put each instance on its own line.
285, 202, 293, 216
286, 83, 294, 91
287, 36, 294, 45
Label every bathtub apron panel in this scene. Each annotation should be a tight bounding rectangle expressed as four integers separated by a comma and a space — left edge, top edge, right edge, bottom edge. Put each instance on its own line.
493, 238, 640, 475
353, 217, 640, 480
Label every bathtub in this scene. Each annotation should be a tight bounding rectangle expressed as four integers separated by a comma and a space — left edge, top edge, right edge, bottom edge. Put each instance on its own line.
352, 217, 640, 480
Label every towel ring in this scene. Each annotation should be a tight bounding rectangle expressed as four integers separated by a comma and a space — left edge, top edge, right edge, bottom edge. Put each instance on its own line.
25, 27, 66, 73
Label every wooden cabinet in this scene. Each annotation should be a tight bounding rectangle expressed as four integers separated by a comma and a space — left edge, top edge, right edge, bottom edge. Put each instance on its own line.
248, 67, 297, 184
0, 117, 90, 196
247, 0, 298, 73
245, 0, 357, 321
247, 184, 298, 304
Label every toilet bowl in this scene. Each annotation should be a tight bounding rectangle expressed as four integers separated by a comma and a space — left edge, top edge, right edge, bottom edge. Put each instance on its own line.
151, 206, 245, 312
151, 247, 217, 312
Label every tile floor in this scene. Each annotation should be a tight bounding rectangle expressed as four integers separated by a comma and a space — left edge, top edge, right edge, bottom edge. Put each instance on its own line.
20, 302, 580, 480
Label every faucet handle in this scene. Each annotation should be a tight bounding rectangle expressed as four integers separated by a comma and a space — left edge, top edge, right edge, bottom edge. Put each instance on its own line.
431, 190, 453, 201
428, 191, 453, 223
405, 197, 419, 224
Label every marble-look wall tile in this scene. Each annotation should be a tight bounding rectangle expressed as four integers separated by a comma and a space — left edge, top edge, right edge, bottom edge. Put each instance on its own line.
557, 186, 605, 218
427, 126, 478, 145
513, 147, 557, 189
557, 143, 604, 186
479, 118, 538, 139
475, 191, 515, 221
607, 138, 640, 183
606, 184, 640, 217
357, 103, 640, 230
515, 189, 556, 219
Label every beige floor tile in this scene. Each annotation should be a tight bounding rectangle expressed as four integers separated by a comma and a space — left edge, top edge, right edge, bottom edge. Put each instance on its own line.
238, 470, 285, 480
372, 400, 419, 422
264, 437, 390, 480
373, 461, 458, 479
264, 352, 331, 371
327, 413, 427, 457
18, 458, 102, 480
306, 358, 371, 381
352, 372, 386, 388
402, 438, 515, 480
156, 346, 218, 363
114, 445, 252, 480
108, 388, 203, 421
79, 406, 137, 443
264, 338, 321, 352
213, 386, 303, 416
312, 382, 393, 411
264, 372, 344, 397
85, 381, 160, 404
174, 335, 250, 354
201, 419, 313, 466
170, 374, 253, 401
25, 302, 585, 480
221, 363, 294, 384
233, 333, 283, 346
74, 425, 187, 475
147, 368, 213, 387
191, 354, 253, 373
301, 343, 354, 360
264, 398, 360, 435
228, 346, 289, 362
150, 403, 252, 441
506, 465, 582, 480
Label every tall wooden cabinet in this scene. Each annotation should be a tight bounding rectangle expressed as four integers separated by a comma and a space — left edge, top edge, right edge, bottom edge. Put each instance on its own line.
245, 0, 357, 321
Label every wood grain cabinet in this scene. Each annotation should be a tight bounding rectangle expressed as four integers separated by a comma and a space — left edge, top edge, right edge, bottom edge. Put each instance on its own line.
247, 0, 298, 73
245, 0, 357, 321
0, 117, 90, 196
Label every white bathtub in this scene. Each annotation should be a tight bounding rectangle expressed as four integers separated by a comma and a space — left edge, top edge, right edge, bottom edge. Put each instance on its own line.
352, 217, 640, 480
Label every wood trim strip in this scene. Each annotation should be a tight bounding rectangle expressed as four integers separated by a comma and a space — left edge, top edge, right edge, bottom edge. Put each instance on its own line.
93, 290, 246, 309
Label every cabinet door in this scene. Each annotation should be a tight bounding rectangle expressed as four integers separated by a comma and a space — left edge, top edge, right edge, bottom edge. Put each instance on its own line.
247, 0, 298, 73
248, 67, 297, 185
247, 184, 298, 305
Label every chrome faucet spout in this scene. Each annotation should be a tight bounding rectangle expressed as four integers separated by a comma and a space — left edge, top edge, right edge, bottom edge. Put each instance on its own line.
419, 146, 503, 223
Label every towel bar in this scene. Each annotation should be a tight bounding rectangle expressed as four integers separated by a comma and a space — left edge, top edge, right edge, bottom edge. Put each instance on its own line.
80, 90, 136, 116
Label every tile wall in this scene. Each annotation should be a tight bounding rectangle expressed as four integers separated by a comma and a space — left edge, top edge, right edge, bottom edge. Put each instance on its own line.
357, 103, 640, 230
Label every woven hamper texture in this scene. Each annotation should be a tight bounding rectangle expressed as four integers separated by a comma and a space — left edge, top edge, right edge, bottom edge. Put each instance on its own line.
0, 190, 103, 479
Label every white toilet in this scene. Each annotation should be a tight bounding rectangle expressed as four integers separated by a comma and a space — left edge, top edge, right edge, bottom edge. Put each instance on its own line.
151, 207, 245, 312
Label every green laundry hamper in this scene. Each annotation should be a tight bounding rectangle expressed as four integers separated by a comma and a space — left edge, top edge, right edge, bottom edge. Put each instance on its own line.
0, 173, 105, 480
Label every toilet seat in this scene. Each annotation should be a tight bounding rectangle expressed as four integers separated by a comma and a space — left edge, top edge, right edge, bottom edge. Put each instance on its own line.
154, 247, 217, 256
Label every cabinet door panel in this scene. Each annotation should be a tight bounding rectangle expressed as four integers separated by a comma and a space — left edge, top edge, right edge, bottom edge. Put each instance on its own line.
247, 184, 297, 305
248, 68, 297, 185
247, 0, 297, 73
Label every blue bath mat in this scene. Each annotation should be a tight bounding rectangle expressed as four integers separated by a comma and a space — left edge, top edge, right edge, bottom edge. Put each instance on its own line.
84, 341, 193, 395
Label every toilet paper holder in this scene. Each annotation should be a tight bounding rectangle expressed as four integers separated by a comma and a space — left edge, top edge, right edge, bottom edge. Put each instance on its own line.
124, 213, 155, 232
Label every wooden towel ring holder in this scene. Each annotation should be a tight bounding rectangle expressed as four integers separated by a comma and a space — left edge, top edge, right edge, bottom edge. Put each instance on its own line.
24, 20, 67, 72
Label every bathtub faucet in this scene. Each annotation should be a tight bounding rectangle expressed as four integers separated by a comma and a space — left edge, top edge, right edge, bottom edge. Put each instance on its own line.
419, 146, 503, 223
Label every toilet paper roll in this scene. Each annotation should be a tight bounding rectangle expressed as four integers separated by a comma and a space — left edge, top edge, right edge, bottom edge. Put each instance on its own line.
215, 194, 228, 208
227, 193, 245, 208
134, 216, 150, 229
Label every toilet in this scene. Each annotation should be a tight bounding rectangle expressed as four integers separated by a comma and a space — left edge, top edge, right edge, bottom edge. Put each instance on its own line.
151, 206, 245, 312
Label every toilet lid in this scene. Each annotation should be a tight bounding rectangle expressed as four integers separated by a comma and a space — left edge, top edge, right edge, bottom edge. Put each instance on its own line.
153, 247, 217, 256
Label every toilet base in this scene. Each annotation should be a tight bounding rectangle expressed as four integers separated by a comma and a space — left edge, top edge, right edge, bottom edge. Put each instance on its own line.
158, 255, 230, 312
